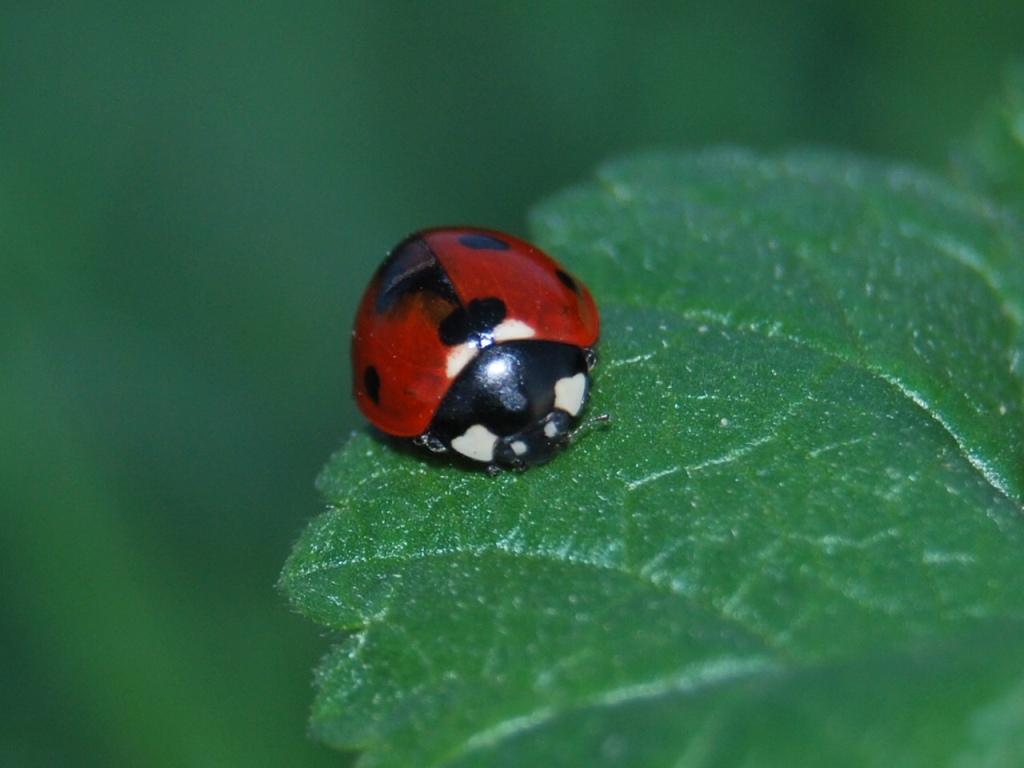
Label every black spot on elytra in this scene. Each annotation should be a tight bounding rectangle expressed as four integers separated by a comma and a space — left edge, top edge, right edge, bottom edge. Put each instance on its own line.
375, 234, 459, 314
458, 233, 510, 251
439, 297, 507, 346
555, 269, 582, 296
364, 366, 381, 404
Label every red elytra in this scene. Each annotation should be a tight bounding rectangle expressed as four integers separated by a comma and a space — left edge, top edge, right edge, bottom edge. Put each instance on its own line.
351, 227, 600, 438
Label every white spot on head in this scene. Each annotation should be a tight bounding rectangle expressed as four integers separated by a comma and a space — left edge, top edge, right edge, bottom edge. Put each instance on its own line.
444, 320, 533, 378
510, 440, 528, 456
446, 344, 480, 378
451, 424, 499, 462
482, 355, 512, 380
543, 420, 560, 439
492, 319, 535, 343
554, 372, 587, 416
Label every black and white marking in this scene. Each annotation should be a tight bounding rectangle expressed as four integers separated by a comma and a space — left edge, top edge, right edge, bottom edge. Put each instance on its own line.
423, 340, 594, 470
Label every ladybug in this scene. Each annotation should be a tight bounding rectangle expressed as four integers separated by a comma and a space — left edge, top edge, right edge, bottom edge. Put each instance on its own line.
351, 227, 600, 472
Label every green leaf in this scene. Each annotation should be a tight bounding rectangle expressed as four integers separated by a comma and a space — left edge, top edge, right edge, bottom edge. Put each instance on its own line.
957, 64, 1024, 214
281, 149, 1024, 766
446, 622, 1024, 768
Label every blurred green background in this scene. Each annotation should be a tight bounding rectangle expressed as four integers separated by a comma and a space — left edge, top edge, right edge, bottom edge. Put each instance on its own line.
2, 2, 1022, 766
